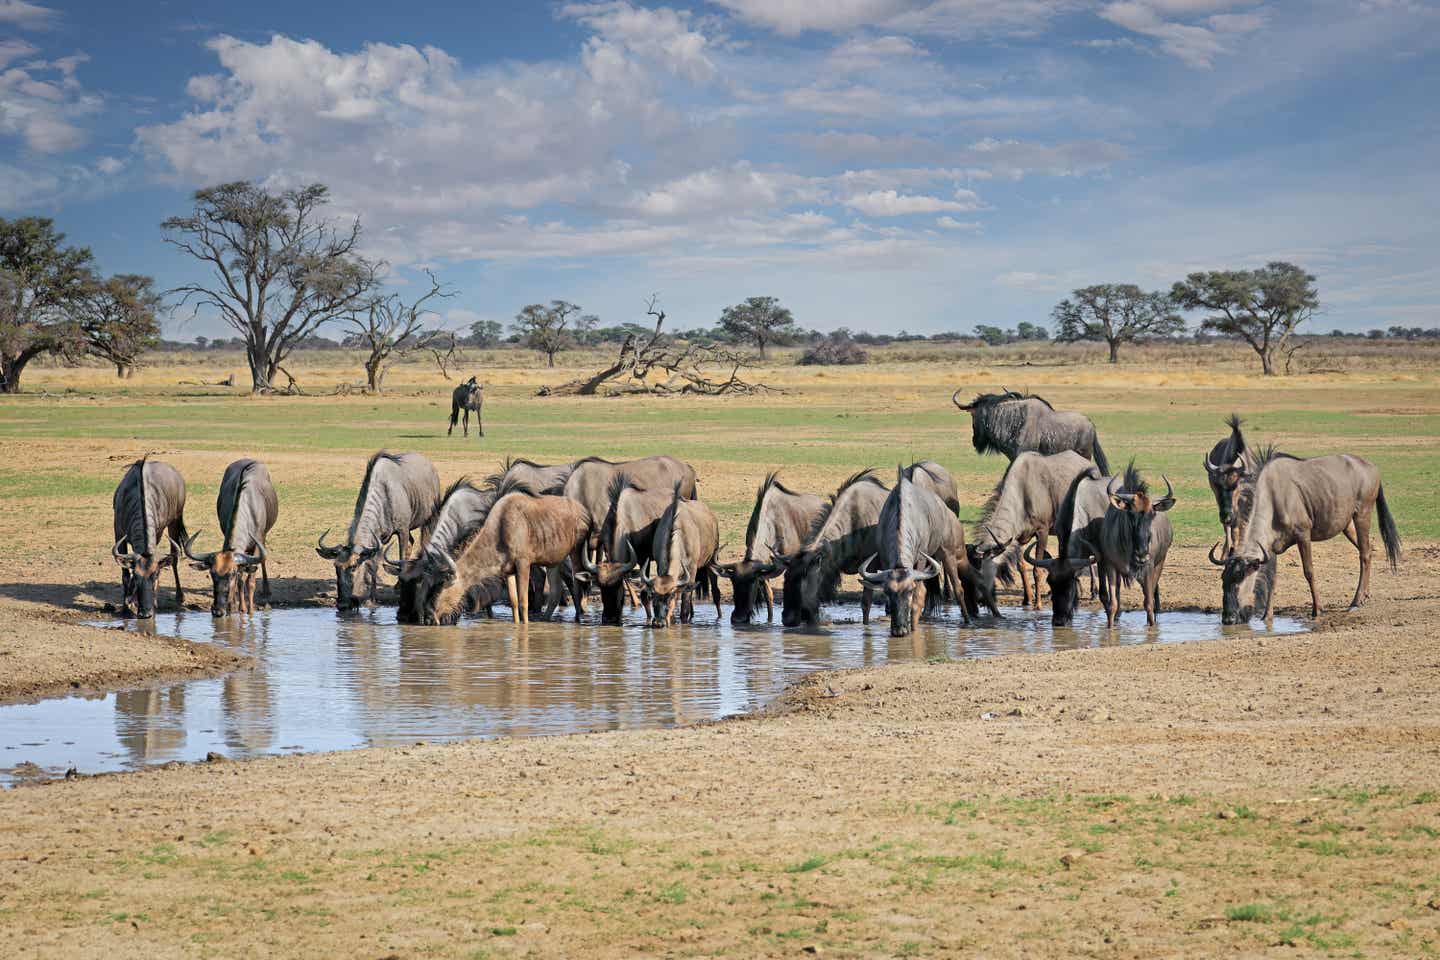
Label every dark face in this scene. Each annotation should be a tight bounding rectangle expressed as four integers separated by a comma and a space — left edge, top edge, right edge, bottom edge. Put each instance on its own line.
205, 562, 240, 618
882, 574, 925, 638
964, 546, 1000, 614
1109, 491, 1163, 574
1221, 555, 1267, 624
419, 566, 460, 625
333, 552, 363, 611
396, 573, 422, 623
1207, 466, 1245, 527
599, 581, 626, 625
781, 554, 826, 628
728, 572, 759, 624
120, 554, 166, 618
1046, 565, 1082, 626
648, 575, 682, 627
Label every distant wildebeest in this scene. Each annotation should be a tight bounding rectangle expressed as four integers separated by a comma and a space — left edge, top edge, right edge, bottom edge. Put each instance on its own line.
182, 459, 279, 617
388, 478, 502, 623
579, 477, 675, 624
316, 451, 440, 610
448, 376, 484, 438
642, 483, 722, 627
486, 456, 575, 496
1203, 414, 1262, 552
111, 456, 188, 618
418, 478, 590, 625
564, 455, 697, 556
1090, 464, 1174, 627
1210, 449, 1400, 623
969, 450, 1093, 608
781, 469, 890, 629
715, 472, 824, 625
951, 387, 1110, 474
860, 466, 976, 637
1025, 466, 1114, 627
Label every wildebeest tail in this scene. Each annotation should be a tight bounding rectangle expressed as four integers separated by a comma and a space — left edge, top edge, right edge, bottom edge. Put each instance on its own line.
449, 395, 461, 429
1090, 433, 1111, 475
1375, 484, 1401, 571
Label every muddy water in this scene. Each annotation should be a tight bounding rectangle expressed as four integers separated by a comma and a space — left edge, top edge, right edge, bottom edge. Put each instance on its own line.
0, 604, 1303, 785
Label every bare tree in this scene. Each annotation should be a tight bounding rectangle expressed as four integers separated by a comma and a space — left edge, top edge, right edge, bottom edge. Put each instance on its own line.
512, 299, 595, 367
343, 270, 457, 393
1051, 284, 1184, 363
162, 182, 379, 393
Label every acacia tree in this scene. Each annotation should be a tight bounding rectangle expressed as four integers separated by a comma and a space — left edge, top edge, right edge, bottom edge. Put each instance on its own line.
0, 217, 95, 393
1051, 284, 1184, 363
342, 270, 456, 393
163, 182, 379, 393
512, 300, 595, 367
76, 274, 163, 378
718, 296, 795, 359
1171, 262, 1318, 376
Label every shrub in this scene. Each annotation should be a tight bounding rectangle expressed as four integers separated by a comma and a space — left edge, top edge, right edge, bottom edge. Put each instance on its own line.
798, 332, 869, 366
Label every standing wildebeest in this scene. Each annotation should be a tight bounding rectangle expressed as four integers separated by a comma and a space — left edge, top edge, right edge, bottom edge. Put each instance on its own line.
182, 459, 279, 617
1091, 464, 1174, 627
969, 450, 1093, 607
579, 478, 675, 625
1209, 450, 1400, 623
1025, 466, 1114, 627
905, 460, 961, 515
715, 472, 824, 625
564, 455, 698, 554
387, 478, 501, 623
111, 456, 188, 618
448, 376, 484, 438
780, 470, 890, 629
419, 479, 590, 625
951, 388, 1110, 474
316, 451, 441, 610
486, 456, 575, 495
860, 467, 975, 637
1203, 414, 1262, 552
642, 483, 722, 627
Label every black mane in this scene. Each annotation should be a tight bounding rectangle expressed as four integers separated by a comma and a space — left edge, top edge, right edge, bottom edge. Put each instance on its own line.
806, 468, 887, 543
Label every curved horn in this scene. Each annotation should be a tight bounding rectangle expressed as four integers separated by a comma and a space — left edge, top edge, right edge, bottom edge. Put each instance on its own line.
432, 546, 457, 577
354, 538, 381, 563
951, 387, 974, 412
913, 553, 942, 581
639, 559, 655, 589
1153, 474, 1176, 510
315, 527, 344, 560
577, 542, 599, 579
381, 540, 404, 576
982, 524, 1010, 555
617, 536, 639, 577
1024, 542, 1054, 571
182, 530, 215, 566
1256, 544, 1270, 566
1204, 454, 1220, 474
859, 552, 888, 586
1208, 541, 1227, 566
1107, 474, 1135, 503
111, 536, 137, 566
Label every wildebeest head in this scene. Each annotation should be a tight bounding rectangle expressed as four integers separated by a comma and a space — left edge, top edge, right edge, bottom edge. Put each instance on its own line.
1210, 540, 1275, 624
952, 387, 1031, 456
1203, 414, 1249, 529
715, 552, 783, 625
963, 543, 1013, 618
1025, 541, 1096, 627
316, 528, 381, 611
112, 536, 172, 619
640, 559, 690, 628
860, 552, 940, 637
576, 537, 641, 625
1104, 466, 1175, 576
181, 530, 264, 618
780, 548, 840, 628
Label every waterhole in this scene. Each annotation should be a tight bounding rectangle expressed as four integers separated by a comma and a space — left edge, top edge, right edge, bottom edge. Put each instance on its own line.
0, 604, 1303, 785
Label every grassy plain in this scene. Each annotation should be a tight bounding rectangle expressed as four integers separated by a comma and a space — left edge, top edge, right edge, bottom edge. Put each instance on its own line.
1, 343, 1439, 957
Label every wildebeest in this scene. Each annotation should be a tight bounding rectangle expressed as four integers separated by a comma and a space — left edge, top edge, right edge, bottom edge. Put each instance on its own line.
316, 451, 441, 611
448, 376, 484, 438
387, 478, 501, 623
951, 388, 1110, 474
419, 479, 590, 625
642, 483, 722, 627
1091, 464, 1173, 627
182, 459, 279, 617
780, 469, 890, 629
969, 450, 1093, 607
1025, 466, 1114, 626
715, 472, 824, 624
1210, 450, 1400, 623
111, 456, 188, 618
905, 460, 960, 515
579, 477, 675, 624
486, 456, 575, 495
564, 455, 698, 556
1203, 414, 1261, 551
860, 467, 975, 637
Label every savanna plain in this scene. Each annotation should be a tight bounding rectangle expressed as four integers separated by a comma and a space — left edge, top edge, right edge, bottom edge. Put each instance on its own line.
1, 341, 1439, 958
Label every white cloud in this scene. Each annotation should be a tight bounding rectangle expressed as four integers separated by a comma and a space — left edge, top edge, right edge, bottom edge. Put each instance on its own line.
708, 0, 1072, 38
844, 188, 981, 216
0, 48, 99, 153
560, 2, 719, 83
0, 0, 57, 30
0, 38, 38, 68
936, 215, 981, 229
1098, 1, 1267, 67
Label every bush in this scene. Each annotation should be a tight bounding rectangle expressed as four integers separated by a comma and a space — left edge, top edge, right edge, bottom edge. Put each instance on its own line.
798, 333, 868, 366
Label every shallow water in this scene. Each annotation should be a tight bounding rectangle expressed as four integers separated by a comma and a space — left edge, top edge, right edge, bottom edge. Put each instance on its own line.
0, 603, 1303, 785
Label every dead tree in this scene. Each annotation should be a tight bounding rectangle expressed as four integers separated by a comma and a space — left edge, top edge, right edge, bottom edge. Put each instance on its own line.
342, 269, 458, 393
537, 296, 779, 397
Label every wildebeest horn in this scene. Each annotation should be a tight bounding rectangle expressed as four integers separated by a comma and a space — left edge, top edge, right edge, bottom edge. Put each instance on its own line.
182, 530, 216, 566
639, 559, 654, 589
1204, 454, 1220, 474
381, 540, 404, 576
576, 543, 599, 581
982, 524, 1010, 555
1153, 474, 1176, 511
432, 546, 457, 576
759, 549, 786, 578
354, 539, 381, 563
617, 536, 639, 577
951, 388, 974, 412
1107, 474, 1135, 503
859, 553, 888, 586
315, 527, 343, 560
111, 536, 138, 567
1256, 544, 1270, 566
912, 553, 942, 582
1024, 542, 1053, 571
1207, 541, 1227, 566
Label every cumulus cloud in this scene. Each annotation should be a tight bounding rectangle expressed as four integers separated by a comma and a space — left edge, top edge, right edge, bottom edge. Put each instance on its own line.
560, 2, 719, 83
0, 48, 99, 153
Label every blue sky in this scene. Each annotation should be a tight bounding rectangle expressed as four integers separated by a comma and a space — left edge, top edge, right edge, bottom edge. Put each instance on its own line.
3, 0, 1437, 338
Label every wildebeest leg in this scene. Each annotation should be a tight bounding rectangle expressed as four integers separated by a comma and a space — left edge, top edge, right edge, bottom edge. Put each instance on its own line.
477, 402, 484, 438
763, 579, 774, 622
1348, 514, 1373, 609
861, 586, 872, 625
943, 557, 969, 625
1296, 538, 1321, 619
259, 557, 271, 603
710, 569, 723, 620
506, 571, 521, 625
1143, 569, 1157, 625
1104, 566, 1120, 628
244, 572, 257, 614
1031, 532, 1048, 602
1018, 550, 1034, 607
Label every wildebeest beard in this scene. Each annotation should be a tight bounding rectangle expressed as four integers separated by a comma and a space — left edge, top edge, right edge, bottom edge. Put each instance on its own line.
967, 393, 1032, 457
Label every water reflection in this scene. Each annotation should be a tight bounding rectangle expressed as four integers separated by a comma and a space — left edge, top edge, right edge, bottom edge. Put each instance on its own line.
0, 604, 1304, 784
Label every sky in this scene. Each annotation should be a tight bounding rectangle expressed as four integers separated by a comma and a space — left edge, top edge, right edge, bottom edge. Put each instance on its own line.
2, 0, 1438, 338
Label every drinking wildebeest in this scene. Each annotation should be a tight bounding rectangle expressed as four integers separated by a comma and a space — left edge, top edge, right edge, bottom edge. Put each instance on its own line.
1091, 463, 1174, 627
1203, 414, 1261, 551
642, 483, 722, 627
181, 459, 278, 617
316, 451, 441, 611
860, 466, 976, 637
419, 478, 590, 625
486, 456, 575, 495
564, 455, 698, 556
448, 376, 484, 438
111, 456, 188, 618
714, 472, 824, 625
579, 477, 675, 625
951, 388, 1110, 473
1209, 449, 1400, 623
387, 478, 501, 623
969, 450, 1093, 607
1025, 466, 1114, 627
780, 469, 889, 629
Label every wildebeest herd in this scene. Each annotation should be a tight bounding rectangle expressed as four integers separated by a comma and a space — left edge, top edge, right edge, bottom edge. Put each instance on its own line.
109, 389, 1402, 635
